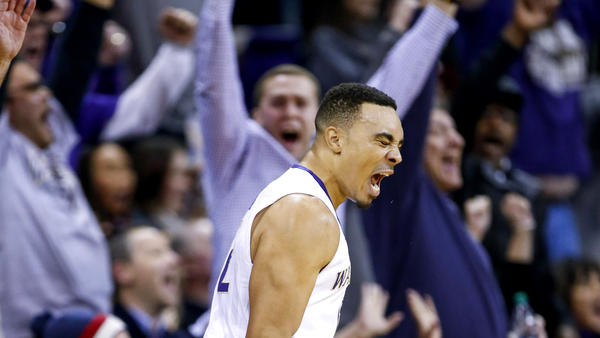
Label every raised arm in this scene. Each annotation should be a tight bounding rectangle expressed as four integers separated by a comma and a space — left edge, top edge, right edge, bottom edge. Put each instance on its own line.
0, 0, 35, 84
452, 0, 555, 151
47, 0, 113, 121
367, 1, 457, 119
195, 0, 251, 181
100, 8, 196, 141
248, 195, 340, 337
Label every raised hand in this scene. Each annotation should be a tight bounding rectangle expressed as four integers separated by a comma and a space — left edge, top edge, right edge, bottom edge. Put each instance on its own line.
83, 0, 114, 10
421, 0, 458, 18
159, 7, 198, 47
407, 289, 442, 338
501, 193, 535, 233
0, 0, 35, 62
389, 0, 419, 33
503, 0, 558, 47
334, 283, 403, 338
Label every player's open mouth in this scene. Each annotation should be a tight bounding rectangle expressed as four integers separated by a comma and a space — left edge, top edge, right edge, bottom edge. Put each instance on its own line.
369, 171, 392, 196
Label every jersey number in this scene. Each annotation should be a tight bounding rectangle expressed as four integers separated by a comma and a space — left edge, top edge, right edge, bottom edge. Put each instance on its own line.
217, 249, 233, 293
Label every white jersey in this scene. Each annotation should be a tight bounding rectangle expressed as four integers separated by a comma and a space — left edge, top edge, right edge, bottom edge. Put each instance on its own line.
204, 165, 351, 338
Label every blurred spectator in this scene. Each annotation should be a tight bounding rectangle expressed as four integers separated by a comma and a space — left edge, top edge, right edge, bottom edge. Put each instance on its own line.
362, 90, 508, 338
454, 76, 566, 334
109, 227, 180, 338
172, 218, 213, 329
31, 311, 129, 338
130, 137, 192, 233
558, 258, 600, 338
78, 142, 137, 237
112, 0, 202, 82
454, 0, 600, 264
20, 0, 65, 74
307, 0, 418, 92
0, 1, 34, 337
0, 0, 115, 336
77, 8, 196, 151
112, 0, 202, 136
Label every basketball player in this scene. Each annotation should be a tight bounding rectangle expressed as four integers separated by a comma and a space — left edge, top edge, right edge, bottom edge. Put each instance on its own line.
204, 83, 403, 337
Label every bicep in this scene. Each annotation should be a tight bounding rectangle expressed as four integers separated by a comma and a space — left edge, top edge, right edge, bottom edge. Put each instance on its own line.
247, 237, 320, 338
246, 197, 339, 338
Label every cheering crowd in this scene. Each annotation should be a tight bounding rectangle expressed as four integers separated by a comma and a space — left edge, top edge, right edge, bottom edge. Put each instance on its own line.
0, 0, 599, 337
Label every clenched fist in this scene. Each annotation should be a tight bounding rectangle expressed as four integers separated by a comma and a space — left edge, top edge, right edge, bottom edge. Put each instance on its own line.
159, 7, 198, 46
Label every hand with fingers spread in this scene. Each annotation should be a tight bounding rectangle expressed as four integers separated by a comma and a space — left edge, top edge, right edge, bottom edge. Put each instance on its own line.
159, 7, 198, 47
357, 283, 404, 336
335, 283, 404, 338
407, 289, 442, 338
0, 0, 35, 62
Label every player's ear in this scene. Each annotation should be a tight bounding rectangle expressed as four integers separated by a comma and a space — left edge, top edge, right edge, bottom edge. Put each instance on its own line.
324, 126, 343, 154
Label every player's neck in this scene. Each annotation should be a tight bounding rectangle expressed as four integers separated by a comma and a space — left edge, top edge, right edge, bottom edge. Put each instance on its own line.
299, 150, 345, 209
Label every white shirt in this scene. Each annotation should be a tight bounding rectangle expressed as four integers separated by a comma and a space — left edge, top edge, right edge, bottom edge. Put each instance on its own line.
204, 166, 351, 338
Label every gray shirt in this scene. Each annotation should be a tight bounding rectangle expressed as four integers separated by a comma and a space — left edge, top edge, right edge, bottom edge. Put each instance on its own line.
0, 103, 112, 338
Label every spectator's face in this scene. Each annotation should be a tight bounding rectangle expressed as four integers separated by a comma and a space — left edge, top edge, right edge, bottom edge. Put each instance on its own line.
571, 272, 600, 333
159, 150, 191, 213
123, 228, 180, 312
343, 0, 380, 21
254, 74, 319, 160
21, 11, 50, 71
335, 103, 403, 208
179, 218, 213, 303
424, 108, 464, 193
473, 104, 517, 163
7, 62, 53, 149
90, 143, 137, 217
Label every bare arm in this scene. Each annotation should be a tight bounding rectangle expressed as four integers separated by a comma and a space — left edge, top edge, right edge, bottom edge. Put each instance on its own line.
100, 8, 197, 141
0, 0, 35, 84
247, 195, 340, 337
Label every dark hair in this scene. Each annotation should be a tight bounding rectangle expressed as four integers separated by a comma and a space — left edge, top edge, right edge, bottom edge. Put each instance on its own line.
78, 145, 99, 213
253, 64, 321, 108
109, 227, 135, 263
557, 258, 600, 307
315, 82, 397, 133
131, 136, 184, 210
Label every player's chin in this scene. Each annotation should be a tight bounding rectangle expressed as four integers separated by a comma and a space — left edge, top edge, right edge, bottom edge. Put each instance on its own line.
355, 197, 374, 209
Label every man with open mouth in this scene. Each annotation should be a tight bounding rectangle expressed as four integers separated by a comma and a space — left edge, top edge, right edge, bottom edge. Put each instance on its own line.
193, 0, 458, 334
204, 83, 405, 338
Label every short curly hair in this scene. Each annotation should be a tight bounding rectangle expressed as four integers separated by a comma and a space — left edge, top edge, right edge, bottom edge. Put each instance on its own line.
315, 83, 397, 133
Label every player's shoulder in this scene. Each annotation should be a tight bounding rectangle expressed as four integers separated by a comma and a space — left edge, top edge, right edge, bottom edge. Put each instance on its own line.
274, 193, 337, 225
258, 194, 339, 243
